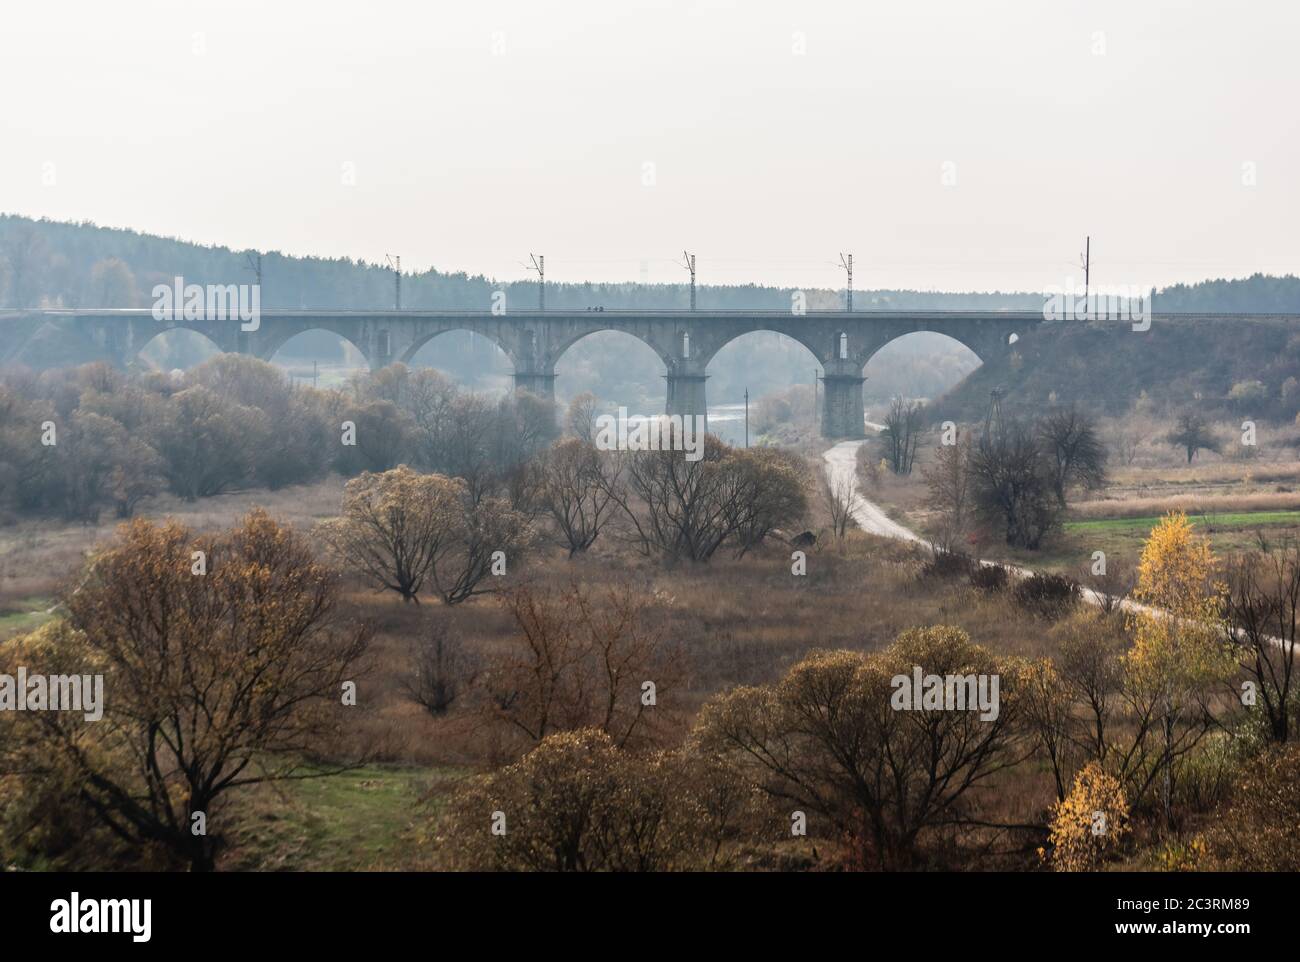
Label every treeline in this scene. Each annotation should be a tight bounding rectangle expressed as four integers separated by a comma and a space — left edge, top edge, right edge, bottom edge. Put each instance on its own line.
1154, 273, 1300, 313
0, 357, 556, 524
5, 215, 1298, 315
0, 214, 1058, 313
0, 357, 813, 577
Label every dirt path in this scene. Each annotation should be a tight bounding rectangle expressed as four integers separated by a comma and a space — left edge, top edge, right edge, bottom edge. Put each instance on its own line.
821, 437, 1154, 617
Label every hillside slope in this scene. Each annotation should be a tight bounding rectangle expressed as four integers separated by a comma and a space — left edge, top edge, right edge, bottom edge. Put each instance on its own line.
932, 316, 1300, 422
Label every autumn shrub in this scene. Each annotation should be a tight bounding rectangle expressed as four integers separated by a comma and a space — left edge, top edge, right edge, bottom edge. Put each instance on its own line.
430, 729, 761, 871
920, 547, 976, 581
1012, 572, 1079, 618
1202, 742, 1300, 870
693, 626, 1026, 869
969, 563, 1009, 593
1043, 761, 1130, 871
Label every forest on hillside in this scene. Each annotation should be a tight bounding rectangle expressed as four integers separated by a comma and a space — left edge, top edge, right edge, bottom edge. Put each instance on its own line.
0, 214, 1053, 313
4, 214, 1298, 419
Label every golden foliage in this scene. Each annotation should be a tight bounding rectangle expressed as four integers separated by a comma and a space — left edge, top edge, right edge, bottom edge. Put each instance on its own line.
1123, 511, 1234, 704
1044, 762, 1130, 872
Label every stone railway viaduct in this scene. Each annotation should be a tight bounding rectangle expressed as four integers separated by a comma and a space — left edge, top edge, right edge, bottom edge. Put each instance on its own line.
31, 309, 1043, 438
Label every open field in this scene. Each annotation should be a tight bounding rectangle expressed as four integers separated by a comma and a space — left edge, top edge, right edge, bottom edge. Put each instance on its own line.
0, 595, 54, 640
0, 477, 347, 617
1, 468, 1076, 870
858, 429, 1300, 574
223, 764, 450, 872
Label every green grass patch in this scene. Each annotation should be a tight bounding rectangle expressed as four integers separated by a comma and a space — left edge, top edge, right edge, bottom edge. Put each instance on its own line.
224, 763, 458, 872
0, 597, 55, 639
1065, 510, 1300, 534
988, 512, 1300, 576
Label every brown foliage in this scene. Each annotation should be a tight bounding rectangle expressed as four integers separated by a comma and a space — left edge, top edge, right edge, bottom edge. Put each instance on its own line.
12, 510, 370, 871
479, 581, 684, 751
693, 626, 1029, 869
431, 729, 761, 871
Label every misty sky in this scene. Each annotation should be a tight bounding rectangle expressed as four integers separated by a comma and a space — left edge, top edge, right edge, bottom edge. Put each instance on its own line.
2, 1, 1296, 292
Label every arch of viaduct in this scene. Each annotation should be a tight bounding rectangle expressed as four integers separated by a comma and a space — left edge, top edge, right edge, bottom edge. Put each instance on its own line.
52, 309, 1042, 438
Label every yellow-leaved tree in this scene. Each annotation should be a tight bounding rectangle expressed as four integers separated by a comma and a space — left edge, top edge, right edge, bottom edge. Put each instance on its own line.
1044, 761, 1130, 871
1123, 512, 1234, 827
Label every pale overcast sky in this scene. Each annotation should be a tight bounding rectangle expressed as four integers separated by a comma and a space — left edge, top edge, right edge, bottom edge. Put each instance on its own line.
2, 0, 1296, 292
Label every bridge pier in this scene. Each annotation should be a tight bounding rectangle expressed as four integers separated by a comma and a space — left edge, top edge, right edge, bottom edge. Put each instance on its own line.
821, 373, 866, 439
513, 371, 556, 400
665, 374, 708, 432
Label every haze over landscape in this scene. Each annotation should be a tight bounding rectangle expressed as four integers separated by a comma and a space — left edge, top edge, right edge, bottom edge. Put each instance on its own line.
3, 0, 1298, 292
1, 3, 1298, 940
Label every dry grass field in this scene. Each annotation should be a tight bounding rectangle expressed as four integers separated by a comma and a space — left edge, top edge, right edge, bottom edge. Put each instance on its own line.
3, 428, 1292, 872
859, 415, 1300, 575
0, 478, 347, 638
2, 460, 1086, 869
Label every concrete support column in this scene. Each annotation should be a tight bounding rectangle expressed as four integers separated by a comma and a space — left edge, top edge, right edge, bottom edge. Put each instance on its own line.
665, 373, 708, 432
821, 374, 866, 439
513, 370, 557, 400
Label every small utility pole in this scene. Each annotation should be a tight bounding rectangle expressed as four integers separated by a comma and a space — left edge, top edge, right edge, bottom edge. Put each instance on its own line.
386, 254, 402, 309
244, 251, 263, 289
681, 250, 696, 311
312, 359, 318, 389
744, 388, 749, 448
528, 253, 545, 311
1080, 236, 1090, 307
984, 387, 1004, 442
813, 370, 819, 427
839, 252, 853, 311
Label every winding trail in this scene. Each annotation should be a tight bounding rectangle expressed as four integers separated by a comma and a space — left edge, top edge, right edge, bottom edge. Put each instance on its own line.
821, 437, 1145, 616
822, 440, 924, 545
823, 435, 1300, 666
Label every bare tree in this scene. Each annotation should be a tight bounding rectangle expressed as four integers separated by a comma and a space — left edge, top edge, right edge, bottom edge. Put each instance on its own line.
324, 465, 532, 606
970, 420, 1061, 549
405, 618, 479, 716
481, 582, 683, 749
539, 438, 621, 556
922, 434, 973, 552
881, 396, 924, 475
822, 470, 859, 540
319, 466, 463, 603
1039, 406, 1107, 506
613, 436, 805, 562
1224, 536, 1300, 742
427, 493, 532, 605
565, 391, 599, 443
1112, 424, 1145, 467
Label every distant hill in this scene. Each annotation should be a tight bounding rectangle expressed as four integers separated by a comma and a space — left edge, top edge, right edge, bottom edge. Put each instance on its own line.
4, 214, 1297, 315
1, 213, 1046, 314
3, 214, 1298, 418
